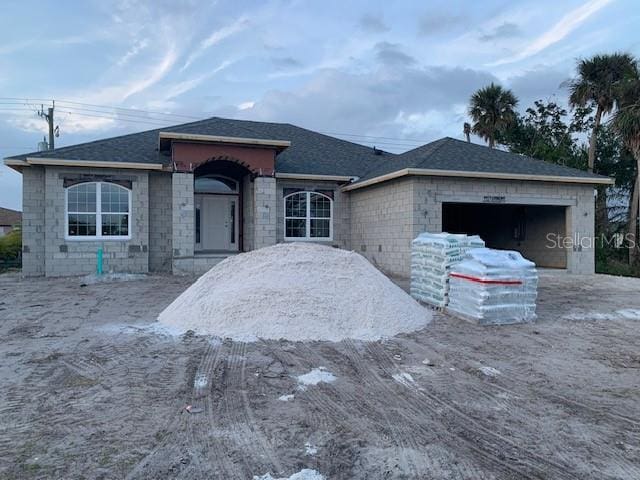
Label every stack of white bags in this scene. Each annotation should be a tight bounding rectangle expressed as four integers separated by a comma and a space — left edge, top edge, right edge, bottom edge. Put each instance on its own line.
447, 248, 538, 325
410, 233, 485, 308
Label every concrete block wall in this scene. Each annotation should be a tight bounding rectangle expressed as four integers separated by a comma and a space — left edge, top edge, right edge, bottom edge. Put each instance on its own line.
349, 176, 596, 278
21, 166, 46, 276
171, 173, 195, 272
253, 176, 277, 249
149, 172, 173, 272
42, 167, 149, 277
349, 177, 415, 277
275, 179, 350, 248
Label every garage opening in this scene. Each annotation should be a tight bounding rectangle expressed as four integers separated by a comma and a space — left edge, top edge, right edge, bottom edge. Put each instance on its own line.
442, 203, 567, 268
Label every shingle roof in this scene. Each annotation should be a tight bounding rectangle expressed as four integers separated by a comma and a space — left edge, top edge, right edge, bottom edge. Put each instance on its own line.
357, 137, 608, 182
6, 118, 610, 183
6, 117, 390, 177
0, 207, 21, 226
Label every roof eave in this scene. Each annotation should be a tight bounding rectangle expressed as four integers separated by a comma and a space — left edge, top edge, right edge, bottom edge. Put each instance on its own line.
275, 172, 356, 182
342, 167, 614, 191
158, 131, 291, 152
3, 158, 29, 172
4, 157, 165, 171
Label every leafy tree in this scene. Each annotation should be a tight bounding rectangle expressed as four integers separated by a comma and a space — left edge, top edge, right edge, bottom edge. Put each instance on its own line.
568, 53, 637, 172
469, 83, 518, 148
501, 100, 634, 240
612, 71, 640, 265
500, 100, 586, 170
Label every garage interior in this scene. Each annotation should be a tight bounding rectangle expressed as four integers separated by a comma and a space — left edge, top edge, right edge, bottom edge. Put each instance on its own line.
442, 202, 568, 268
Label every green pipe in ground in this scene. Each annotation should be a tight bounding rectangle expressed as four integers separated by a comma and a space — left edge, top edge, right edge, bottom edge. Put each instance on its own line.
97, 248, 103, 275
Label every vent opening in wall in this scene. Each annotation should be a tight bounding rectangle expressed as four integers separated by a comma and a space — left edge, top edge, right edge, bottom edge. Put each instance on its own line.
361, 245, 366, 252
378, 245, 382, 252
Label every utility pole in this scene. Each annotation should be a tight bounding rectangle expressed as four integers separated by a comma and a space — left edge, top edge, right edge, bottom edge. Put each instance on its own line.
38, 101, 58, 150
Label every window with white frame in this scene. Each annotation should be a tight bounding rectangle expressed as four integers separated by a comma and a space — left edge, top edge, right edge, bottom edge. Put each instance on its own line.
66, 182, 131, 239
284, 191, 332, 240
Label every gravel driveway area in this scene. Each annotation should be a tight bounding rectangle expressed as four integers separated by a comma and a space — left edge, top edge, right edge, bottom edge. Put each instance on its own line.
1, 271, 639, 479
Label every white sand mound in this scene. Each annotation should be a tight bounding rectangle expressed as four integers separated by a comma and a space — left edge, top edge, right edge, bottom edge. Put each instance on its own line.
158, 243, 430, 341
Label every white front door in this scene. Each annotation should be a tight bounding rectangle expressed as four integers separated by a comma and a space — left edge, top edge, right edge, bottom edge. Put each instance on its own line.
195, 195, 238, 251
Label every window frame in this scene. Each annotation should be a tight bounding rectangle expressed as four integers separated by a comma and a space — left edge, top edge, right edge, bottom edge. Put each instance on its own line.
194, 175, 239, 195
283, 191, 333, 241
65, 181, 132, 241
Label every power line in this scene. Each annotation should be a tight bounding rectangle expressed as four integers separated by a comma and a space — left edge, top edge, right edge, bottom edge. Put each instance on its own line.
320, 131, 431, 144
0, 97, 200, 121
55, 99, 202, 120
0, 97, 435, 149
55, 109, 173, 127
55, 105, 192, 122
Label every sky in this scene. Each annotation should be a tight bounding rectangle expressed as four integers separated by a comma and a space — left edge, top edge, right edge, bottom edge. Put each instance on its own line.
1, 0, 639, 210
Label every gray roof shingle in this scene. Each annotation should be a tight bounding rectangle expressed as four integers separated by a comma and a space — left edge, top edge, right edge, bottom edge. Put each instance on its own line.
7, 118, 609, 183
7, 117, 390, 177
356, 137, 607, 182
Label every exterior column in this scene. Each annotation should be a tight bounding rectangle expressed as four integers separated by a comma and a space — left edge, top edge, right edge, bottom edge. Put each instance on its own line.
172, 172, 194, 273
21, 166, 46, 276
253, 176, 277, 249
566, 189, 596, 274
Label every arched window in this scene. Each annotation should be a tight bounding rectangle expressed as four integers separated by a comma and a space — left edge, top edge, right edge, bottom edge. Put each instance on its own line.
284, 191, 333, 240
66, 182, 131, 239
194, 175, 238, 194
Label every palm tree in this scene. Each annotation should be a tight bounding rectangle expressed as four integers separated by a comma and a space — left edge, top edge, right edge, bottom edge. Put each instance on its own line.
611, 66, 640, 265
469, 83, 518, 148
569, 53, 637, 173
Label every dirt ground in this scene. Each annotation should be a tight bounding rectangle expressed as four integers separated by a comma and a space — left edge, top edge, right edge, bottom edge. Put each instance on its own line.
1, 270, 639, 480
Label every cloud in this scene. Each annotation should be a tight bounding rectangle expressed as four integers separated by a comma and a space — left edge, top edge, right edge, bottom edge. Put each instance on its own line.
181, 17, 249, 71
418, 12, 465, 35
119, 45, 179, 101
479, 22, 521, 42
359, 13, 389, 33
490, 0, 614, 66
231, 63, 497, 150
163, 60, 233, 102
116, 38, 150, 67
271, 56, 302, 69
375, 42, 416, 66
506, 66, 572, 108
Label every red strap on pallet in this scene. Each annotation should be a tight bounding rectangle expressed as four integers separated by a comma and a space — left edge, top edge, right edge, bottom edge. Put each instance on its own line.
449, 273, 523, 285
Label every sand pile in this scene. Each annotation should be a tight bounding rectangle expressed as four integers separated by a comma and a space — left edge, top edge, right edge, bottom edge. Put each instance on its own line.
158, 243, 429, 341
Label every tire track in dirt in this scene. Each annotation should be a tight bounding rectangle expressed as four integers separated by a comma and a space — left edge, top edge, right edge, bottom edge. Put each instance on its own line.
218, 341, 284, 478
419, 333, 640, 479
236, 343, 286, 475
338, 340, 449, 479
429, 330, 640, 429
262, 342, 398, 477
339, 340, 499, 480
182, 338, 231, 478
125, 338, 210, 479
290, 341, 492, 479
365, 341, 584, 480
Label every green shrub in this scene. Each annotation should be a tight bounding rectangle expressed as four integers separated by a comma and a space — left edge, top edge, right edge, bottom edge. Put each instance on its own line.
595, 237, 640, 277
0, 228, 22, 260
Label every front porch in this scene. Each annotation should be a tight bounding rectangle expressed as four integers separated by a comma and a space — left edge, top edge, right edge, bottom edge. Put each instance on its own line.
173, 251, 237, 275
165, 132, 287, 275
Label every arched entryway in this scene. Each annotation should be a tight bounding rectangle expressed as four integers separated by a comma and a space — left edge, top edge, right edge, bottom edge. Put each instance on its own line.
193, 159, 251, 253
